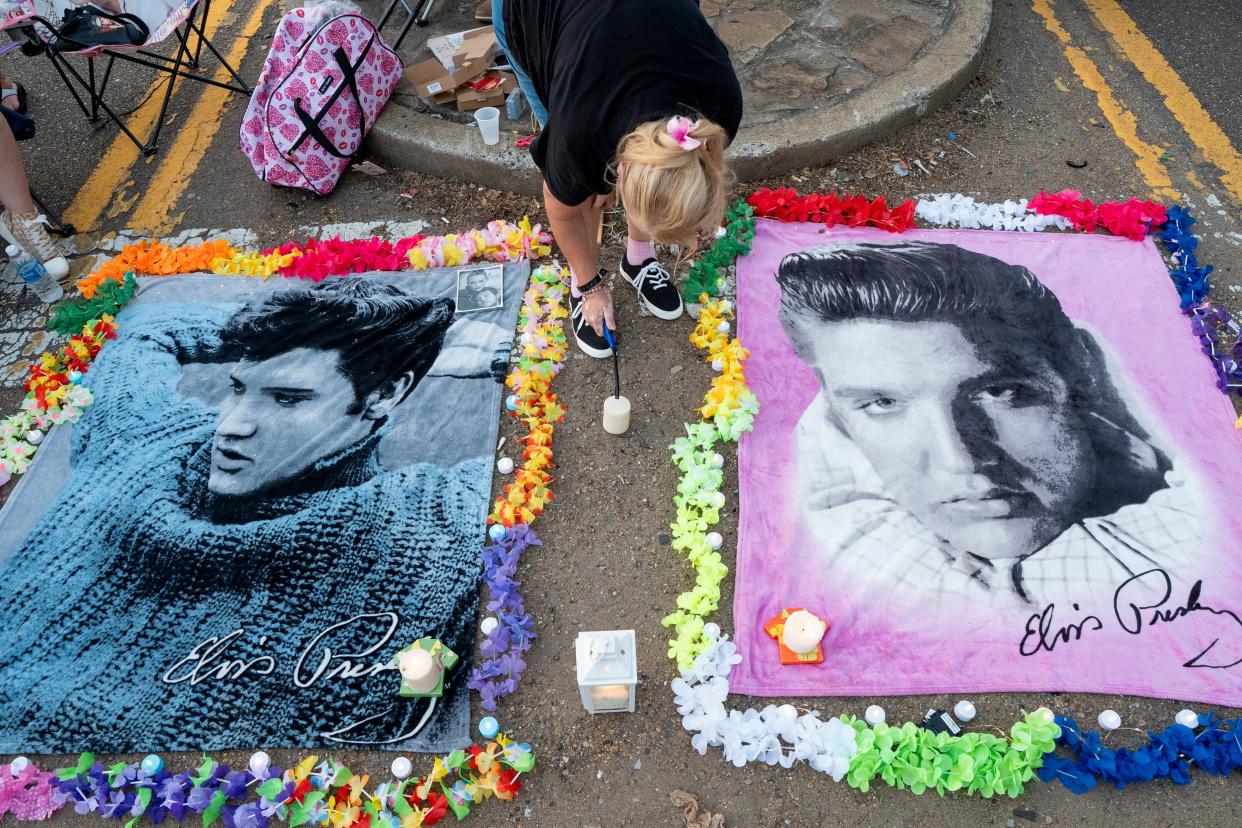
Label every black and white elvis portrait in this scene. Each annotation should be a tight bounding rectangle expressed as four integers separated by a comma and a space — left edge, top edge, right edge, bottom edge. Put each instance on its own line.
0, 273, 518, 753
776, 241, 1207, 610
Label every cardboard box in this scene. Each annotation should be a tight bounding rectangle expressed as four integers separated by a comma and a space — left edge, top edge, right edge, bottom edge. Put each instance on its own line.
455, 72, 517, 111
404, 57, 482, 99
452, 27, 497, 68
405, 26, 510, 112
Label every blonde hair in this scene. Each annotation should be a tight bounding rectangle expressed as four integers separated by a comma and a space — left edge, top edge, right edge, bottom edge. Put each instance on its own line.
614, 117, 733, 250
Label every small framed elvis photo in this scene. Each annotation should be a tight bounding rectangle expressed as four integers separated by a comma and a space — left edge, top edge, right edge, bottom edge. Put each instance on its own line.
455, 264, 505, 313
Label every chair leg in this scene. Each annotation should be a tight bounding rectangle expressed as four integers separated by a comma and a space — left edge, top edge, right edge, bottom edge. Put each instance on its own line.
31, 192, 76, 237
57, 55, 152, 154
143, 12, 200, 154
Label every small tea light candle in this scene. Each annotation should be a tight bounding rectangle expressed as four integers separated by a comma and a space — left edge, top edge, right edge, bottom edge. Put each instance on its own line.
505, 394, 518, 411
478, 716, 500, 739
496, 457, 515, 474
1033, 707, 1054, 725
1097, 709, 1121, 731
1175, 708, 1199, 729
716, 320, 730, 334
26, 429, 43, 446
953, 700, 977, 723
390, 757, 412, 780
709, 453, 724, 468
711, 358, 724, 372
141, 754, 164, 775
480, 617, 499, 637
398, 647, 440, 695
488, 524, 508, 542
9, 757, 30, 774
603, 395, 630, 435
710, 492, 725, 509
705, 531, 723, 550
781, 609, 827, 654
864, 705, 886, 726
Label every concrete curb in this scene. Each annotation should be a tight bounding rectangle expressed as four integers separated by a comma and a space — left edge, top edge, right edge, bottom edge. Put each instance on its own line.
365, 0, 992, 195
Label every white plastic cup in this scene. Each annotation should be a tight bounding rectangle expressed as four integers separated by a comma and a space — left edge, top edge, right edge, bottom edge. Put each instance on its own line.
475, 107, 501, 146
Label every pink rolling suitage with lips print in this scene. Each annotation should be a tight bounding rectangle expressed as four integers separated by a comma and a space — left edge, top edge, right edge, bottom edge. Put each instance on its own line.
241, 6, 401, 195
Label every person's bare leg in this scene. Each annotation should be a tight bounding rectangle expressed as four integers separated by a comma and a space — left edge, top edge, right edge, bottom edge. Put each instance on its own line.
0, 123, 36, 215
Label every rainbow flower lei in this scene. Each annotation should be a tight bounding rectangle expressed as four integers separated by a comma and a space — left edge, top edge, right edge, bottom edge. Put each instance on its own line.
2, 734, 534, 826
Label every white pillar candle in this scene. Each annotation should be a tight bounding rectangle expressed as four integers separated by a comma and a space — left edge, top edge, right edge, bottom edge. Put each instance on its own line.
602, 395, 631, 435
780, 610, 827, 654
398, 648, 440, 694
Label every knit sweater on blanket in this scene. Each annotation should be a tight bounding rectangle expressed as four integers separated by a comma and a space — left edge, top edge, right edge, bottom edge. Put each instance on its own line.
0, 302, 485, 752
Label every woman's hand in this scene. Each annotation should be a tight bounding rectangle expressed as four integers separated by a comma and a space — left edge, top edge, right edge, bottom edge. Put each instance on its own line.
581, 284, 616, 336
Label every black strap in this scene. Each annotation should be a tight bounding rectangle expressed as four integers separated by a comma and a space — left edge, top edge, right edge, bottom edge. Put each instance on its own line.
289, 32, 375, 159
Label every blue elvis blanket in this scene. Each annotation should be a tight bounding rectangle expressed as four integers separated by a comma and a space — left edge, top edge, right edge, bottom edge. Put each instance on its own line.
0, 265, 527, 753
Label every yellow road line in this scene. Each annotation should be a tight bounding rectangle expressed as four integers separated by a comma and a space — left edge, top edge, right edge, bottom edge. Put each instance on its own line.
1087, 0, 1242, 202
64, 0, 237, 230
1030, 0, 1178, 200
128, 0, 271, 235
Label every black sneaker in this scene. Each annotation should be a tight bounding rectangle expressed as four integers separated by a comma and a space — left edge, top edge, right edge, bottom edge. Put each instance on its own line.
620, 257, 683, 320
569, 290, 614, 358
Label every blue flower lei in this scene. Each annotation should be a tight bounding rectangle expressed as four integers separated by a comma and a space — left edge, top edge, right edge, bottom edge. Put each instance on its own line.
1038, 714, 1242, 794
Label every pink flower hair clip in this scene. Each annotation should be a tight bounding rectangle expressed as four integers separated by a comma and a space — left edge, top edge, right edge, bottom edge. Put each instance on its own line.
666, 115, 703, 151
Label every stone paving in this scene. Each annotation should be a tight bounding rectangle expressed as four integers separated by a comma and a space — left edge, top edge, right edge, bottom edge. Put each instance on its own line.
365, 0, 953, 131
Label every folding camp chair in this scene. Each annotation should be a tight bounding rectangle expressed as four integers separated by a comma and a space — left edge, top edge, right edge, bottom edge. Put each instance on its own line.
8, 1, 251, 156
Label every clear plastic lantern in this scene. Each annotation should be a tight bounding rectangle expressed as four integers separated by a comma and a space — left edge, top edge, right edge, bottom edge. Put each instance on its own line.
575, 630, 637, 714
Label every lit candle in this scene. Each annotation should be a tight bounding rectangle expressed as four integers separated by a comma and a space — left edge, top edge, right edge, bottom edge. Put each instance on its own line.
602, 395, 630, 435
589, 684, 630, 705
398, 648, 440, 694
780, 610, 827, 654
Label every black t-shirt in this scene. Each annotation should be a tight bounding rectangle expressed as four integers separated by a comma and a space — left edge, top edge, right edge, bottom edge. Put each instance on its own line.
503, 0, 742, 206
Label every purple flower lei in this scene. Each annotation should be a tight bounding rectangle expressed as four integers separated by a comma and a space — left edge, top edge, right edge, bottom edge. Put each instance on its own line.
468, 524, 540, 710
1151, 204, 1242, 396
46, 755, 271, 828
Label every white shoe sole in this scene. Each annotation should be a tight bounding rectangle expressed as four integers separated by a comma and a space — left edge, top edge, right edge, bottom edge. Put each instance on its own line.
619, 267, 684, 320
573, 329, 614, 359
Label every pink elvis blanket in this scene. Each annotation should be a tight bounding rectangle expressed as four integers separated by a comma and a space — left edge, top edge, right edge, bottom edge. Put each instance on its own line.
732, 219, 1242, 705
